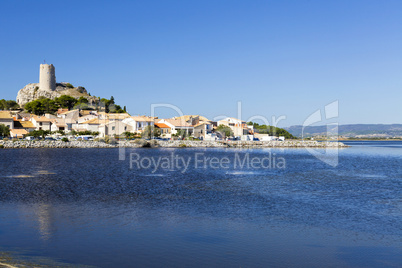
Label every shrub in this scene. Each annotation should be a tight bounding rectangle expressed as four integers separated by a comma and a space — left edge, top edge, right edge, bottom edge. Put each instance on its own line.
179, 143, 187, 148
105, 136, 117, 144
3, 138, 9, 142
0, 144, 4, 149
66, 83, 74, 88
61, 137, 69, 142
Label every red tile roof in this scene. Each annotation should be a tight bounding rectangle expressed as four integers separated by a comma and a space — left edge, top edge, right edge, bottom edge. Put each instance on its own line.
155, 123, 170, 129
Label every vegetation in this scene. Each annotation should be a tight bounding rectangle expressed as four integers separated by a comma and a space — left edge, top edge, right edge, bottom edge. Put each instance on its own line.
76, 130, 99, 136
26, 130, 51, 139
61, 137, 69, 142
55, 95, 77, 110
0, 124, 10, 137
0, 99, 20, 110
247, 122, 296, 139
172, 129, 189, 139
99, 96, 125, 113
56, 130, 65, 135
66, 83, 74, 88
24, 94, 126, 115
24, 97, 59, 115
141, 126, 161, 139
104, 135, 117, 144
123, 131, 140, 139
216, 125, 234, 138
73, 96, 92, 110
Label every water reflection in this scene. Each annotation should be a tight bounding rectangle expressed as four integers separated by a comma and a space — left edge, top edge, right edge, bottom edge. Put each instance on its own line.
34, 203, 55, 241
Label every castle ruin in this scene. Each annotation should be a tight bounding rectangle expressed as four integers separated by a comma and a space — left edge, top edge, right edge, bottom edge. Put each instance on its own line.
16, 63, 93, 107
39, 64, 56, 91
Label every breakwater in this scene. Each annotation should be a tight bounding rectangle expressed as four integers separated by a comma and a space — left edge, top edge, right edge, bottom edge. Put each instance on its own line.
0, 139, 348, 149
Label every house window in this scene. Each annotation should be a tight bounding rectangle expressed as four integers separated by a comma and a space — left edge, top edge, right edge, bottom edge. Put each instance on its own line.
124, 126, 127, 131
39, 122, 43, 126
39, 127, 42, 130
112, 126, 115, 131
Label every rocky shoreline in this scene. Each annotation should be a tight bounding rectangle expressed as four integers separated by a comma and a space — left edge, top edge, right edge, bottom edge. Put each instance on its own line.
0, 139, 349, 149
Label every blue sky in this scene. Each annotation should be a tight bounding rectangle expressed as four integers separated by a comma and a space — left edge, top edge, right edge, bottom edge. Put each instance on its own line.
1, 0, 401, 127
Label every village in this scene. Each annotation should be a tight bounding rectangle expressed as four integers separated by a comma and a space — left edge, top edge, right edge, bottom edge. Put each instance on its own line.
0, 64, 292, 143
0, 109, 288, 142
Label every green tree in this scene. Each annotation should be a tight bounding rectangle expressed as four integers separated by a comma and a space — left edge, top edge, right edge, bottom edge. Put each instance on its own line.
172, 129, 189, 139
41, 98, 59, 114
55, 95, 78, 110
7, 100, 19, 110
109, 104, 125, 113
77, 96, 89, 104
66, 83, 74, 88
0, 124, 10, 137
27, 130, 51, 139
216, 125, 233, 138
0, 99, 20, 110
141, 126, 161, 139
247, 121, 296, 139
24, 99, 45, 115
0, 99, 6, 110
77, 130, 99, 136
123, 131, 135, 139
100, 98, 111, 113
56, 130, 65, 135
24, 98, 59, 115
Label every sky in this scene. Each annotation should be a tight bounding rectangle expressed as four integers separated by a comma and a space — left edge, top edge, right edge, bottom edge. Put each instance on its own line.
0, 0, 401, 127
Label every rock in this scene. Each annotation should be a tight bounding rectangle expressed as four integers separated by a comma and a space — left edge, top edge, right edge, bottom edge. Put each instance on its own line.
0, 140, 349, 149
16, 82, 97, 107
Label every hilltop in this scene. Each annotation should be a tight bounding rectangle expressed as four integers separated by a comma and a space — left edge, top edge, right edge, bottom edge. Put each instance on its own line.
16, 82, 97, 107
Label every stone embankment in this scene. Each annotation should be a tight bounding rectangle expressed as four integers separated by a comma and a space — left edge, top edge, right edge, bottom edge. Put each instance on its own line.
0, 140, 348, 149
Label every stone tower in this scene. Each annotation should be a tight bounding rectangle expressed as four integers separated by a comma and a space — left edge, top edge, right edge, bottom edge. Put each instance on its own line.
39, 64, 56, 91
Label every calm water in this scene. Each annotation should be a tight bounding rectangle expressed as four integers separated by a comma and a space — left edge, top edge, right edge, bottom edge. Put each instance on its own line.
0, 141, 401, 267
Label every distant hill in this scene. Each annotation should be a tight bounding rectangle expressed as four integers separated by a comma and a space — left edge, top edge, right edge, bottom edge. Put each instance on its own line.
285, 124, 402, 138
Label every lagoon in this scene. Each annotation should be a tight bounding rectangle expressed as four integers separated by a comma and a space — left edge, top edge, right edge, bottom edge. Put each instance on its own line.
0, 141, 401, 267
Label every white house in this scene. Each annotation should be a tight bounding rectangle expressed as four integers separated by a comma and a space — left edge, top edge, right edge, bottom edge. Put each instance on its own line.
217, 117, 250, 137
0, 111, 14, 130
122, 116, 155, 133
157, 119, 194, 137
58, 109, 80, 120
74, 118, 104, 132
30, 116, 53, 131
98, 120, 132, 137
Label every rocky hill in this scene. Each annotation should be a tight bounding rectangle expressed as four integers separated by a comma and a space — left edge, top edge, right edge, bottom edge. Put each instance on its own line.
16, 82, 97, 107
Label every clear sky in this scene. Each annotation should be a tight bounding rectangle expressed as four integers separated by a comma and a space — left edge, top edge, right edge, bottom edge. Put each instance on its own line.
1, 0, 401, 127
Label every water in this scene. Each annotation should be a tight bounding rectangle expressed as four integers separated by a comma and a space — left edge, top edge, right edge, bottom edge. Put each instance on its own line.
0, 141, 401, 267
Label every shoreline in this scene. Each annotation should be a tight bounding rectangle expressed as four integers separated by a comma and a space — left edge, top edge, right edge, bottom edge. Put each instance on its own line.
0, 140, 349, 149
